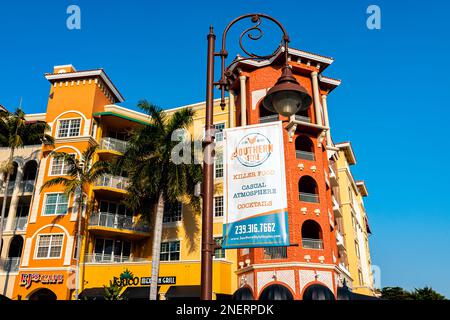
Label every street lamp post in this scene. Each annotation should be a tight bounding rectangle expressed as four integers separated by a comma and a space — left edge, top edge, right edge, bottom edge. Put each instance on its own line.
201, 13, 312, 300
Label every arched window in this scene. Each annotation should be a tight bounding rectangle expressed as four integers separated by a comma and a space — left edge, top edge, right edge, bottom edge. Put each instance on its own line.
29, 288, 57, 301
259, 284, 294, 300
301, 220, 323, 249
298, 176, 319, 203
295, 135, 315, 161
8, 235, 23, 258
23, 161, 38, 181
259, 105, 279, 123
302, 284, 335, 300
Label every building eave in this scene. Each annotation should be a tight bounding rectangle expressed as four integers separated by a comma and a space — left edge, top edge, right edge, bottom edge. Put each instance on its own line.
45, 69, 125, 103
335, 141, 357, 165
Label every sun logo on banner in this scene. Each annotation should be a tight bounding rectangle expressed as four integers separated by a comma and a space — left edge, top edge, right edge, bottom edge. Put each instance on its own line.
231, 133, 273, 167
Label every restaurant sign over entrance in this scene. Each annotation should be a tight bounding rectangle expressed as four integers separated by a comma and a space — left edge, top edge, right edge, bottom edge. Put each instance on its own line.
113, 269, 176, 287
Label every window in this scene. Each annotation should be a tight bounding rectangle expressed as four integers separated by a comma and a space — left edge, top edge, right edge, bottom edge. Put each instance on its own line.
355, 241, 360, 258
295, 135, 315, 161
214, 237, 225, 259
214, 196, 223, 217
215, 153, 223, 178
160, 241, 180, 261
50, 155, 74, 176
214, 123, 225, 142
36, 234, 64, 258
43, 193, 69, 215
301, 220, 323, 249
358, 269, 364, 285
58, 119, 81, 138
163, 202, 182, 223
93, 238, 131, 263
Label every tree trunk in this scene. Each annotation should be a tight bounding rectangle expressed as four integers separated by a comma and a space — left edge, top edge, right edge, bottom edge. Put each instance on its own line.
0, 149, 15, 255
74, 189, 83, 300
149, 192, 164, 300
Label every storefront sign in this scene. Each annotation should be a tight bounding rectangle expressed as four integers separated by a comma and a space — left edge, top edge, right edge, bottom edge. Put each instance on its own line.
222, 121, 289, 249
19, 273, 64, 289
113, 269, 176, 287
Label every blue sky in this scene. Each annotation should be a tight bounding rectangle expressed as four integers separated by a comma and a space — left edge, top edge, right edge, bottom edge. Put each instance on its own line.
1, 1, 449, 297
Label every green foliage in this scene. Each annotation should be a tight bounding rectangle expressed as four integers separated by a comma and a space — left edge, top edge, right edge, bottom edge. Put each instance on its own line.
103, 280, 125, 300
381, 286, 446, 300
117, 100, 202, 216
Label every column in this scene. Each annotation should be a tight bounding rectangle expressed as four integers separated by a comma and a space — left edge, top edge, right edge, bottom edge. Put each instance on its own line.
229, 91, 236, 128
311, 71, 323, 126
5, 163, 24, 231
239, 75, 247, 126
321, 94, 332, 146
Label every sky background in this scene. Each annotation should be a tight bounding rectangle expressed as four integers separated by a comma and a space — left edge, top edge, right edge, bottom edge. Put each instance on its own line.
1, 0, 449, 297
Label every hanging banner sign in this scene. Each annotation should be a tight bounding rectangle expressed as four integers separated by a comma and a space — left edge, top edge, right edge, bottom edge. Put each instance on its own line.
222, 121, 289, 249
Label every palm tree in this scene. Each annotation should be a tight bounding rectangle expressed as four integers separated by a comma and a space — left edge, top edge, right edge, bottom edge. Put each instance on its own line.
119, 100, 201, 300
40, 145, 110, 300
0, 107, 53, 253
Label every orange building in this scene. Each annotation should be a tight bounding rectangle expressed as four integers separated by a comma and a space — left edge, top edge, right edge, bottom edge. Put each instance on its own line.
229, 48, 351, 300
13, 65, 127, 300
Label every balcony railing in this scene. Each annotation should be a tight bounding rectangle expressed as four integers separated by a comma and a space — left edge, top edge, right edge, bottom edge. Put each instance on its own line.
299, 192, 319, 203
259, 115, 279, 123
0, 181, 15, 194
336, 230, 345, 249
302, 238, 324, 250
296, 150, 315, 161
100, 137, 129, 154
294, 115, 311, 123
84, 254, 149, 264
263, 246, 288, 260
0, 257, 20, 272
14, 216, 28, 231
89, 212, 150, 233
95, 175, 129, 191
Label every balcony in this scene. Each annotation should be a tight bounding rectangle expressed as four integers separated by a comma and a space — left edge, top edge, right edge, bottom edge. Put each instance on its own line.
338, 262, 351, 277
99, 137, 129, 154
336, 230, 345, 250
0, 181, 15, 195
332, 195, 342, 217
84, 254, 148, 264
296, 150, 315, 161
302, 238, 323, 250
294, 115, 311, 123
263, 246, 287, 260
89, 212, 150, 238
329, 166, 338, 186
0, 257, 20, 272
259, 115, 279, 123
93, 175, 129, 197
299, 192, 319, 203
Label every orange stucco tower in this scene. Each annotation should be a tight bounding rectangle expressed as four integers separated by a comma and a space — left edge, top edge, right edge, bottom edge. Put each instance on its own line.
229, 48, 348, 300
13, 65, 124, 300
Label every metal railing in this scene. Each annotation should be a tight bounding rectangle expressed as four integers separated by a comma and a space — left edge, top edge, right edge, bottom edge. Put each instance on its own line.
294, 115, 311, 123
84, 254, 149, 264
95, 175, 129, 190
336, 230, 345, 247
296, 150, 315, 161
263, 246, 287, 260
100, 137, 129, 154
299, 192, 319, 203
14, 216, 28, 231
89, 212, 150, 233
0, 257, 20, 272
302, 238, 324, 250
259, 115, 279, 123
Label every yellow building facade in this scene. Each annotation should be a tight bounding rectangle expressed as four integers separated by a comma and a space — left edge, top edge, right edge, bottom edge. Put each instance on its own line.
0, 64, 237, 300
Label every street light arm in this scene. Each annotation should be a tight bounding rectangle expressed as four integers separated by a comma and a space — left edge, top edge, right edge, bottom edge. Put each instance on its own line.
216, 13, 291, 109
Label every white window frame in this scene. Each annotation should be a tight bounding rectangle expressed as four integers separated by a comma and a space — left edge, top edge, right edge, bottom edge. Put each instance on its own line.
214, 196, 224, 218
214, 152, 223, 179
49, 153, 75, 176
93, 237, 132, 263
214, 122, 226, 143
213, 236, 225, 260
163, 202, 183, 224
56, 118, 82, 138
160, 240, 181, 261
34, 233, 64, 260
42, 192, 70, 216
